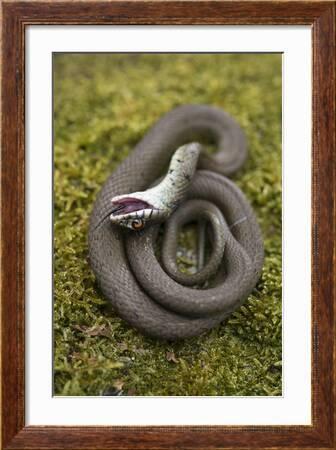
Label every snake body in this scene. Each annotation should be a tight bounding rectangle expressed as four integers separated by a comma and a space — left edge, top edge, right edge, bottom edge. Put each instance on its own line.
88, 105, 264, 340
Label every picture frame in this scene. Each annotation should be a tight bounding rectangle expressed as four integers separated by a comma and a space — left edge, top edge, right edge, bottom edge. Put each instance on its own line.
1, 1, 335, 449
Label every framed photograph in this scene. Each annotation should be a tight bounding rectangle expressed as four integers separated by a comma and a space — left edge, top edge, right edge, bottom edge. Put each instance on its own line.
1, 1, 335, 449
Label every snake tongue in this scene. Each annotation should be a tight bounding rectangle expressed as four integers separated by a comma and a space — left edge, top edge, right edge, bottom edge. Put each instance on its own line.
111, 197, 153, 216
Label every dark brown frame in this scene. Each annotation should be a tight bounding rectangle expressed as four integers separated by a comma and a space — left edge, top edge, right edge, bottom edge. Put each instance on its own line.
1, 1, 335, 449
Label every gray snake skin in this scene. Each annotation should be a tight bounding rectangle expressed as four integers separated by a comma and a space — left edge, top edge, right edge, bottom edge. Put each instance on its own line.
88, 105, 264, 340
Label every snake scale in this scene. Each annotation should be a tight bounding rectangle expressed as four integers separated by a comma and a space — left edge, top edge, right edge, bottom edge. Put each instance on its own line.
88, 104, 264, 340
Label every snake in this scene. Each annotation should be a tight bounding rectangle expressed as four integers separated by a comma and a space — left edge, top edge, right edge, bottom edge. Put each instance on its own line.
88, 104, 264, 340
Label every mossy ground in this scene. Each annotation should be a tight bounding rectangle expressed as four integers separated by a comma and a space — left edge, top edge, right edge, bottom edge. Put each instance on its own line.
53, 53, 282, 396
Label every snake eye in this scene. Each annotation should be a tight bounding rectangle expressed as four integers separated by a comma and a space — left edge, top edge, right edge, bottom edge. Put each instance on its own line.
131, 219, 145, 230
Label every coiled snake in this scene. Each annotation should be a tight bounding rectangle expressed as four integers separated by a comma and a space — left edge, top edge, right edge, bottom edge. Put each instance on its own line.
88, 105, 264, 340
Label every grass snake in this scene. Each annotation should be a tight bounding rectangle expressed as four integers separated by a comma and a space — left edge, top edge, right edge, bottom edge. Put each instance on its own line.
88, 104, 264, 340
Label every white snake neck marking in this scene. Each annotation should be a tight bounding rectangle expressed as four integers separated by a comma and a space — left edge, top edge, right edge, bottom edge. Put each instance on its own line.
110, 143, 201, 231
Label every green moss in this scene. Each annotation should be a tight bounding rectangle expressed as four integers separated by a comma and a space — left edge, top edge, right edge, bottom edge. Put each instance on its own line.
53, 53, 282, 396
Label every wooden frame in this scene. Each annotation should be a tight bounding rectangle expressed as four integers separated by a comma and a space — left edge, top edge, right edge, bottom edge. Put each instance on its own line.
1, 1, 335, 449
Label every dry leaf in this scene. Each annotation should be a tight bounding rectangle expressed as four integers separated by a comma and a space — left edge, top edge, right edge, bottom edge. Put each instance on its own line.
127, 388, 137, 396
166, 351, 179, 364
73, 324, 111, 338
113, 379, 124, 391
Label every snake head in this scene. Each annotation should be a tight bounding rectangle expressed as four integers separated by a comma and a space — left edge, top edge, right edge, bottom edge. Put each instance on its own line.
109, 193, 168, 231
110, 143, 200, 231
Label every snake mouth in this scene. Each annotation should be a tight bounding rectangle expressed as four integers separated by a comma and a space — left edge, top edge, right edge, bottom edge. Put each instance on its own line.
111, 197, 154, 216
